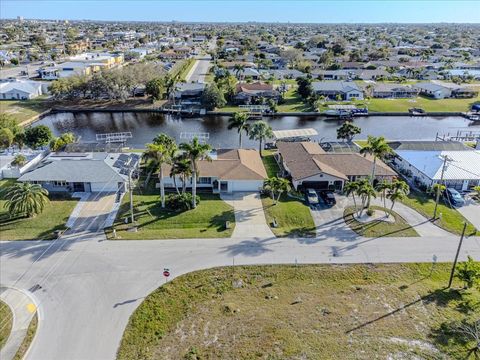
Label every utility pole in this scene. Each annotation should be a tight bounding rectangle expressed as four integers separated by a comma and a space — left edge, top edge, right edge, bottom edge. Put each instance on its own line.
433, 155, 451, 220
448, 222, 467, 288
128, 168, 134, 224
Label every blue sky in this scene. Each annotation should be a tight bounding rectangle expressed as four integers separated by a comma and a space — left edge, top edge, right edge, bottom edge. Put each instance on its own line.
1, 0, 479, 23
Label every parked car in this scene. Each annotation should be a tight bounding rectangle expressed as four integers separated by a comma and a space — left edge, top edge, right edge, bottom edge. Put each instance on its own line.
444, 188, 465, 207
319, 191, 336, 206
306, 188, 319, 205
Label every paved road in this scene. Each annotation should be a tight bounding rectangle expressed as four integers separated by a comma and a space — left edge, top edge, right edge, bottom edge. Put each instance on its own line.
185, 55, 212, 83
1, 199, 480, 359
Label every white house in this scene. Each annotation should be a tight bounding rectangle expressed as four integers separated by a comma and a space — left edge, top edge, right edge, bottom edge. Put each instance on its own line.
0, 80, 47, 100
413, 82, 452, 99
312, 81, 364, 101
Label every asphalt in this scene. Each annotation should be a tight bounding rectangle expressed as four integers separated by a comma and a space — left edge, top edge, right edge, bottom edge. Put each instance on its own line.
1, 195, 480, 360
185, 55, 212, 83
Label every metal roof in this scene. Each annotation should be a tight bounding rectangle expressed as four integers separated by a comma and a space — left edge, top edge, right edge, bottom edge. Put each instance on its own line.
272, 128, 318, 140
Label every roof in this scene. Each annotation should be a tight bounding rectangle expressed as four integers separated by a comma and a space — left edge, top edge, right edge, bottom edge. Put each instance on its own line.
164, 149, 267, 181
312, 81, 362, 93
395, 150, 480, 181
373, 83, 418, 93
0, 81, 42, 95
277, 141, 396, 181
272, 128, 318, 140
414, 82, 451, 92
388, 141, 472, 151
18, 152, 129, 183
236, 82, 274, 93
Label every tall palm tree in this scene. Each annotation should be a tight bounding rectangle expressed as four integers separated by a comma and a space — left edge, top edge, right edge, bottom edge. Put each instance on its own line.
263, 177, 291, 205
227, 112, 250, 148
375, 180, 392, 216
249, 121, 273, 158
179, 137, 212, 208
3, 182, 49, 218
233, 64, 245, 80
170, 156, 192, 195
359, 136, 392, 185
387, 180, 410, 213
144, 140, 177, 208
343, 181, 359, 210
356, 178, 376, 216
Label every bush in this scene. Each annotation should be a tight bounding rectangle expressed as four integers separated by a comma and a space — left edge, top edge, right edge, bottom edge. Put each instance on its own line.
366, 208, 375, 216
165, 193, 200, 211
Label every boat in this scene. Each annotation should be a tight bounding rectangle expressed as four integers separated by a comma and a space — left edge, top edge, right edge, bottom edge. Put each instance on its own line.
467, 114, 480, 121
408, 107, 426, 116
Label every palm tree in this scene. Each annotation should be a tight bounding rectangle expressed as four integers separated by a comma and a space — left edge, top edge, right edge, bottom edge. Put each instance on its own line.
249, 121, 273, 158
228, 112, 250, 148
170, 156, 192, 195
375, 180, 392, 216
359, 136, 392, 185
356, 178, 376, 216
3, 182, 49, 218
144, 140, 177, 208
179, 137, 212, 208
263, 177, 291, 205
233, 64, 245, 80
387, 180, 410, 213
343, 181, 359, 210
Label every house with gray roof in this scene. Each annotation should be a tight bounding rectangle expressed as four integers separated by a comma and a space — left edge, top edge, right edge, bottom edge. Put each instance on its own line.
18, 152, 139, 193
413, 82, 452, 99
0, 80, 46, 100
372, 83, 419, 98
312, 81, 364, 101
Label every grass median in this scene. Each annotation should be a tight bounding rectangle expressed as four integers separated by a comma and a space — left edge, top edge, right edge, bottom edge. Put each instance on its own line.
0, 300, 12, 350
117, 263, 479, 360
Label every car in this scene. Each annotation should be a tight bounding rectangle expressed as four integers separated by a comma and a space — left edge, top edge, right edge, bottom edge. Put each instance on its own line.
306, 188, 319, 205
319, 191, 336, 206
444, 188, 465, 207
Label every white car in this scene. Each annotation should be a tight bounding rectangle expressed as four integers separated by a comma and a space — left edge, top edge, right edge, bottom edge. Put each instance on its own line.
306, 189, 319, 205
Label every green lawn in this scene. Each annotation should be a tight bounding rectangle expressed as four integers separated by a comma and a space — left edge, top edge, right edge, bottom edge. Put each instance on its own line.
12, 314, 37, 360
0, 300, 12, 350
276, 87, 312, 112
117, 263, 480, 360
400, 191, 479, 236
344, 205, 419, 237
177, 58, 196, 82
262, 194, 316, 237
0, 97, 51, 124
0, 180, 78, 241
106, 192, 235, 239
261, 150, 280, 178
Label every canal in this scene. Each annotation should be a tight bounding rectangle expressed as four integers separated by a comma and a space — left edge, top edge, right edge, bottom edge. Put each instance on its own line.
36, 112, 479, 149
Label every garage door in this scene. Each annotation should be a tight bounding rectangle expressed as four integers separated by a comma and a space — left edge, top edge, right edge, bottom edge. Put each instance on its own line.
301, 181, 329, 190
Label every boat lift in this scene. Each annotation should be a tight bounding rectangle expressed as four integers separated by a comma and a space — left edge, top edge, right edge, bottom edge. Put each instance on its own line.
239, 105, 269, 119
96, 132, 133, 144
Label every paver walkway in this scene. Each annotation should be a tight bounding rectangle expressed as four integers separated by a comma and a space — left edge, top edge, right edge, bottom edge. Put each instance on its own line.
0, 287, 37, 360
221, 192, 275, 239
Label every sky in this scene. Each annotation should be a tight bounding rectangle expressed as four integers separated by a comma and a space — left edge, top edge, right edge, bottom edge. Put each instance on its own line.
1, 0, 479, 23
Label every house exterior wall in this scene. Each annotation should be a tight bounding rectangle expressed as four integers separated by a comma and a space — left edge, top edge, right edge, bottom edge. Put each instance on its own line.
293, 173, 345, 190
228, 180, 264, 192
90, 182, 121, 192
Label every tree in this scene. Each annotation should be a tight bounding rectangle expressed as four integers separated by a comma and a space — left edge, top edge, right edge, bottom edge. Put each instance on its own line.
11, 154, 27, 167
0, 113, 21, 135
343, 181, 360, 210
49, 132, 76, 151
179, 138, 212, 209
356, 178, 376, 215
0, 128, 14, 149
249, 121, 273, 158
263, 177, 291, 205
24, 125, 53, 149
3, 182, 49, 218
201, 83, 226, 110
455, 256, 480, 289
296, 76, 313, 99
227, 112, 250, 148
10, 58, 19, 66
145, 78, 165, 100
144, 135, 177, 208
336, 122, 361, 142
387, 180, 410, 213
169, 156, 192, 195
375, 180, 392, 216
359, 136, 392, 184
13, 131, 26, 149
473, 185, 480, 200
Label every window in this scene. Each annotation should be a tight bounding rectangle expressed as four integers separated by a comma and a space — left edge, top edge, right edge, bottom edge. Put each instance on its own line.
53, 181, 67, 187
197, 177, 211, 184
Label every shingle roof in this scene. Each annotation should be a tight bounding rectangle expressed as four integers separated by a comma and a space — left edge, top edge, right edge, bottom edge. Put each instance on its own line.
312, 81, 362, 93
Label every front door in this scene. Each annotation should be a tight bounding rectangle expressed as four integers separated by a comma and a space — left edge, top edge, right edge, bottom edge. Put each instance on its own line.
73, 182, 85, 192
220, 181, 228, 192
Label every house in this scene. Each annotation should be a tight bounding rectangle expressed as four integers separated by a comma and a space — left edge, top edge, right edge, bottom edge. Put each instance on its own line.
162, 149, 267, 193
173, 83, 206, 105
276, 141, 396, 191
313, 70, 351, 80
389, 141, 480, 190
236, 68, 261, 80
413, 82, 452, 99
0, 79, 47, 100
234, 82, 279, 104
312, 81, 364, 101
18, 152, 140, 193
372, 83, 419, 98
260, 69, 305, 80
352, 69, 390, 80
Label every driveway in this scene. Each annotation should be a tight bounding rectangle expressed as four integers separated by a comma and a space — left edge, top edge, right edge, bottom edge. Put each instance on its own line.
67, 192, 117, 233
457, 199, 480, 231
185, 55, 212, 83
221, 192, 274, 239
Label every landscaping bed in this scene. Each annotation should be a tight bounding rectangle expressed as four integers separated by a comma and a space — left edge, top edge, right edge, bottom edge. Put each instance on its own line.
106, 193, 235, 240
0, 300, 12, 350
117, 263, 479, 360
344, 205, 419, 237
261, 194, 316, 237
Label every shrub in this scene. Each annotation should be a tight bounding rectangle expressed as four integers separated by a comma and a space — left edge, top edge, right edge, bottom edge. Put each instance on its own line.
366, 208, 375, 216
165, 193, 200, 211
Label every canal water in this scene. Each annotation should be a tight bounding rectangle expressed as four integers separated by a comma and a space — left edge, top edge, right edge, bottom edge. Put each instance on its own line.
36, 112, 479, 149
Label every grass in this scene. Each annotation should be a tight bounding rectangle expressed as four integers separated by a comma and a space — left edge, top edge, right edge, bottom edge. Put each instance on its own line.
0, 96, 51, 124
276, 87, 313, 112
344, 205, 419, 237
261, 194, 316, 237
106, 192, 235, 240
0, 180, 78, 241
117, 263, 480, 360
178, 58, 196, 82
0, 300, 12, 350
400, 191, 479, 236
261, 150, 280, 177
12, 313, 38, 360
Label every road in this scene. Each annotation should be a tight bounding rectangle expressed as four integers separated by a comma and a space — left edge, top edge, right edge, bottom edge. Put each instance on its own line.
1, 228, 480, 360
0, 62, 45, 80
184, 55, 212, 83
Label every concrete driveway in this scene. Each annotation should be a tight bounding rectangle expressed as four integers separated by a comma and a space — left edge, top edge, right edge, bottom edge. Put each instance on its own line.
67, 192, 117, 233
457, 199, 480, 231
221, 192, 274, 239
